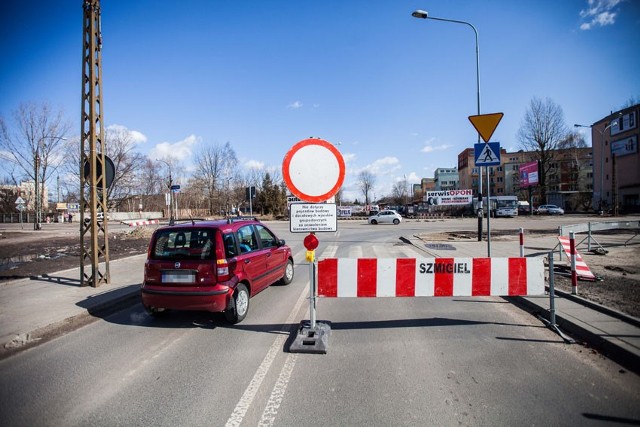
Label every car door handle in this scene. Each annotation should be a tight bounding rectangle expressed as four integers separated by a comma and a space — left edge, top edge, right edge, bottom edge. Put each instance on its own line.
244, 259, 251, 264
266, 253, 271, 258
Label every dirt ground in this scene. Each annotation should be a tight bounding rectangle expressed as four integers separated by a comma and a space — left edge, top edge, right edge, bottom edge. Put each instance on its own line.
0, 227, 154, 282
1, 226, 639, 318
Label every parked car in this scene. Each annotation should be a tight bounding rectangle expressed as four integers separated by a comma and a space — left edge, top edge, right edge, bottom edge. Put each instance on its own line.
141, 218, 294, 323
368, 209, 402, 225
535, 204, 564, 215
84, 211, 110, 223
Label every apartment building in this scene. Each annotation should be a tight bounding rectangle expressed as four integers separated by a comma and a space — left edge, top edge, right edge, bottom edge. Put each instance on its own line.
590, 105, 639, 213
433, 168, 459, 191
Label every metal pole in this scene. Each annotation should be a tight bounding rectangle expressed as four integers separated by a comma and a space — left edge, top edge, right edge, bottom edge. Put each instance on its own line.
412, 12, 482, 240
309, 257, 317, 329
486, 165, 491, 257
34, 152, 40, 230
548, 252, 557, 327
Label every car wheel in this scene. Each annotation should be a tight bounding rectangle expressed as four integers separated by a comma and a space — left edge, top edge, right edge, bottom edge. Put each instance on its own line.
280, 259, 294, 285
225, 283, 249, 324
393, 219, 400, 225
370, 219, 378, 225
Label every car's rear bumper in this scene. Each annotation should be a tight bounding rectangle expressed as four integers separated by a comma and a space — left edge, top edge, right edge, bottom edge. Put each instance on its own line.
141, 284, 232, 312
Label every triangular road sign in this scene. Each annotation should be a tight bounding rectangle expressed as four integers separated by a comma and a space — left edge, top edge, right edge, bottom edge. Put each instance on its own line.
469, 112, 504, 143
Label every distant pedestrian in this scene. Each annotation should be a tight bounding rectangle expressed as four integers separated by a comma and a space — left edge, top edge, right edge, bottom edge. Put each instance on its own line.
68, 213, 73, 223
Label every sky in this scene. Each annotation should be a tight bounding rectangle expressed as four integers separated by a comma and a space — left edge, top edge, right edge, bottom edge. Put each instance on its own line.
1, 0, 639, 202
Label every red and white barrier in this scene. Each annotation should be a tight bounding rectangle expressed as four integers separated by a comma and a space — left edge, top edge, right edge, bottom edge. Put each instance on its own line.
127, 219, 159, 227
557, 236, 596, 281
318, 257, 545, 297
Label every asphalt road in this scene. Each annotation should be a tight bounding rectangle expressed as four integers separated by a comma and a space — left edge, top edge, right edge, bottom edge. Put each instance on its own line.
1, 219, 639, 426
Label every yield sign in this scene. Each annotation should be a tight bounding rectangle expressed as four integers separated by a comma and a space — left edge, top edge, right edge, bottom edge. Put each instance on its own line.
469, 112, 504, 143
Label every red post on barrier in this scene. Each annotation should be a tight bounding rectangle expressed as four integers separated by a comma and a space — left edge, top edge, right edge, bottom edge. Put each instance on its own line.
569, 231, 578, 295
519, 227, 524, 257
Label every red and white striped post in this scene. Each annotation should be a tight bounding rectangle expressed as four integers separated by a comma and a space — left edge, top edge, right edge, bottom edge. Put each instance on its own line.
569, 231, 578, 295
519, 227, 524, 257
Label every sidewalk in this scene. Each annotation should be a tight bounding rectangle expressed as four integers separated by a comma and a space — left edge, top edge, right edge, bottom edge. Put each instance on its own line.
0, 235, 638, 375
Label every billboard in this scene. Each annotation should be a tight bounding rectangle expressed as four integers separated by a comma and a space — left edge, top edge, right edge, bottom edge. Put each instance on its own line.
424, 189, 473, 206
611, 135, 637, 157
519, 161, 539, 187
611, 111, 636, 136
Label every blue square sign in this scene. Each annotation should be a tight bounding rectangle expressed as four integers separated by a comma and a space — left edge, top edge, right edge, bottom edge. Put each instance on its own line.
474, 142, 501, 166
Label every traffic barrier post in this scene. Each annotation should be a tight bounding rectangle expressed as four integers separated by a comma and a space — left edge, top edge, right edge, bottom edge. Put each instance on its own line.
519, 227, 524, 258
570, 232, 578, 295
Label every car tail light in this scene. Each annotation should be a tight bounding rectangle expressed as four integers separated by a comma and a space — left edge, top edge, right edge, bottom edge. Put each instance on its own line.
217, 259, 230, 281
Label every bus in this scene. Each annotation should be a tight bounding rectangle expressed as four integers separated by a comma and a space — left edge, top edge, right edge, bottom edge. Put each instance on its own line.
474, 196, 518, 217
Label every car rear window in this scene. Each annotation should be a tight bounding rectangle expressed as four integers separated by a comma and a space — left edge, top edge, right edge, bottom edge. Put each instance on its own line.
151, 228, 215, 260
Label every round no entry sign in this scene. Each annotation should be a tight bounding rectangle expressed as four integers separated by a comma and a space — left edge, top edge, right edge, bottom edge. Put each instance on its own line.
282, 138, 345, 203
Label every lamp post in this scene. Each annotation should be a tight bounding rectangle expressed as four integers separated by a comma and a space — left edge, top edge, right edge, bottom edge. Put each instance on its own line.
412, 9, 484, 241
575, 115, 621, 213
225, 176, 233, 218
156, 158, 173, 222
33, 136, 67, 230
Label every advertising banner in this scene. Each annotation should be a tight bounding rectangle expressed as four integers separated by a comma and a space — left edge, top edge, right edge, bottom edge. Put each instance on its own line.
519, 161, 539, 187
424, 189, 473, 206
611, 135, 637, 157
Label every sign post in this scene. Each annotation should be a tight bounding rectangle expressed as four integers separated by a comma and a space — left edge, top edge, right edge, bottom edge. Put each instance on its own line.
15, 197, 26, 229
284, 138, 345, 354
470, 112, 504, 257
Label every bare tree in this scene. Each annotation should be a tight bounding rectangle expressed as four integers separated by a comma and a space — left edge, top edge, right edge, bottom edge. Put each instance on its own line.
391, 177, 409, 206
358, 170, 376, 207
0, 102, 70, 214
60, 125, 148, 210
517, 97, 568, 203
192, 142, 237, 215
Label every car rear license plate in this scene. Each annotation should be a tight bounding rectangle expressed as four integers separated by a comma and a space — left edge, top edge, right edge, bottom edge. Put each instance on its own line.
162, 270, 195, 283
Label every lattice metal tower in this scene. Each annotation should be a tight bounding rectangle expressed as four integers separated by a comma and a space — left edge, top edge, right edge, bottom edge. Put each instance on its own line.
80, 0, 110, 286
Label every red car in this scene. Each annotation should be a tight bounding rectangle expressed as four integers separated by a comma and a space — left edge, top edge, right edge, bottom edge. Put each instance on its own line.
141, 218, 294, 323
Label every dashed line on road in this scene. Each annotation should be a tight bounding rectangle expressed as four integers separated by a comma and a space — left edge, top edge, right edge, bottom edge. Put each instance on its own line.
225, 270, 309, 427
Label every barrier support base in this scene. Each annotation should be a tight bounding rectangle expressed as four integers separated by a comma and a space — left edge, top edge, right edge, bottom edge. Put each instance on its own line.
537, 315, 575, 344
289, 320, 331, 354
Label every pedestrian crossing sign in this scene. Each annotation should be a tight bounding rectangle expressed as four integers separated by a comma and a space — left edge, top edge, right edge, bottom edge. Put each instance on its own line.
474, 142, 501, 166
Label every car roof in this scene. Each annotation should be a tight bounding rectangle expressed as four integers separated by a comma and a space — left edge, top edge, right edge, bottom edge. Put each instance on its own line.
156, 218, 262, 234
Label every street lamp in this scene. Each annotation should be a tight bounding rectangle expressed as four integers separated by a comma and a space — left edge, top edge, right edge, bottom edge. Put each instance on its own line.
34, 135, 67, 230
156, 158, 173, 222
412, 9, 485, 244
575, 114, 621, 213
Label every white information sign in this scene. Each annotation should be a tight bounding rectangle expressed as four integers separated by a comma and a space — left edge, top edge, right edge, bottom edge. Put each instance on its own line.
425, 189, 473, 206
289, 203, 337, 233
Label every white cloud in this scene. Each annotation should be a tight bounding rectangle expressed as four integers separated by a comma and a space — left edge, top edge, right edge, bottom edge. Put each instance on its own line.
354, 156, 401, 176
421, 138, 452, 153
287, 101, 303, 109
342, 152, 357, 164
107, 124, 148, 144
245, 159, 265, 170
579, 0, 621, 30
150, 134, 199, 162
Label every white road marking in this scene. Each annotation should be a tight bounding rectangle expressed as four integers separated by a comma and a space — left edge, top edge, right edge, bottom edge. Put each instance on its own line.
225, 271, 309, 427
258, 352, 298, 426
